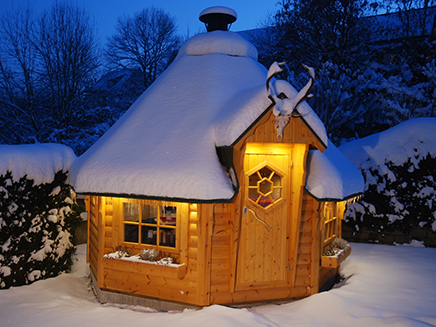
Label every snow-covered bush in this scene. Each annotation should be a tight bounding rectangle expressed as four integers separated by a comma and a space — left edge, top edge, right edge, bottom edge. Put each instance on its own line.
0, 144, 81, 288
0, 170, 82, 289
340, 119, 436, 246
345, 155, 436, 243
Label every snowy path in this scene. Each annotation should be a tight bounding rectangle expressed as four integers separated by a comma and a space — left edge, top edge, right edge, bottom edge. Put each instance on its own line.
0, 243, 435, 327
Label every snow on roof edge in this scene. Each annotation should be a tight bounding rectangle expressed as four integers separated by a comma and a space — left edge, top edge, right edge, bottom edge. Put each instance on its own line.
296, 111, 328, 150
304, 187, 363, 203
75, 190, 238, 204
305, 141, 365, 201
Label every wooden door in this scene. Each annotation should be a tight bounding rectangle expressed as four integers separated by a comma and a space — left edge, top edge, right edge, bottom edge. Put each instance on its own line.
235, 143, 292, 290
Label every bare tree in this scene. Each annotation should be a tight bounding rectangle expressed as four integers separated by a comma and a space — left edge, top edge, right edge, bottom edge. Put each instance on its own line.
272, 0, 379, 66
35, 1, 100, 125
391, 0, 436, 40
106, 7, 181, 88
0, 2, 100, 145
0, 7, 41, 143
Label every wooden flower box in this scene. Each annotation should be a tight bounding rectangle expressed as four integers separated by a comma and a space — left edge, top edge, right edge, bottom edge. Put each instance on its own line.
321, 245, 351, 269
103, 256, 187, 279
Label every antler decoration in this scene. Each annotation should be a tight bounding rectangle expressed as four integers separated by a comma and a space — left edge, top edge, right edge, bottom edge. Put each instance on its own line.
290, 64, 315, 117
266, 61, 287, 92
267, 63, 315, 141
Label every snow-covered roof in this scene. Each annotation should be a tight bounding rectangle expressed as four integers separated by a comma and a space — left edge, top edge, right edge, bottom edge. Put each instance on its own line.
70, 31, 330, 202
176, 30, 258, 59
0, 144, 76, 184
305, 141, 364, 201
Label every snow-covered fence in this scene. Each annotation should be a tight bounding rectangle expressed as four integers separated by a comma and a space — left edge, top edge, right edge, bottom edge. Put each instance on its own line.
0, 144, 82, 288
340, 118, 436, 247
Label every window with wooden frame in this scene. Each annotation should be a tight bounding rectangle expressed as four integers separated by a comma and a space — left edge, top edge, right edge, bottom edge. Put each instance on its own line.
123, 202, 178, 250
322, 202, 339, 247
248, 166, 283, 208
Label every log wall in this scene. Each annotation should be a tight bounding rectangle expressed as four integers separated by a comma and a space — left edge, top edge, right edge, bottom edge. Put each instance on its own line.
86, 197, 208, 306
86, 196, 99, 278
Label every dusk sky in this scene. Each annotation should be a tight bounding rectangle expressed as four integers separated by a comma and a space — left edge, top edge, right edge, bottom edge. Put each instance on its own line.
0, 0, 279, 43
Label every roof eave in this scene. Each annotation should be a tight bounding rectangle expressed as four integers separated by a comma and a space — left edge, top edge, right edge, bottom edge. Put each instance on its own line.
75, 190, 238, 204
303, 187, 363, 203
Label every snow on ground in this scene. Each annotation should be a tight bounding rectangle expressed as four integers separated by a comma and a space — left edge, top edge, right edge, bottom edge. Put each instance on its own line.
0, 243, 435, 327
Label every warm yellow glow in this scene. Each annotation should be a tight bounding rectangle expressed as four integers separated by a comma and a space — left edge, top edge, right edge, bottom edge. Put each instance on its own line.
245, 142, 294, 155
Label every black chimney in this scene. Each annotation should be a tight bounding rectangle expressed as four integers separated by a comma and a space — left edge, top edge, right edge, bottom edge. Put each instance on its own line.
199, 6, 237, 32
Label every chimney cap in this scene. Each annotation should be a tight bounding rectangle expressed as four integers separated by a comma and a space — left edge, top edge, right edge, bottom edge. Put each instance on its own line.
199, 6, 237, 32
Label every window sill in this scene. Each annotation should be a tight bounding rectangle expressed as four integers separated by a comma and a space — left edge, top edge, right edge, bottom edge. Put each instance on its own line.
321, 245, 351, 269
103, 255, 187, 279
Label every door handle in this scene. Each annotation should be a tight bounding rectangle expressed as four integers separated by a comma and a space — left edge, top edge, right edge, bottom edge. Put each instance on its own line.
248, 208, 271, 231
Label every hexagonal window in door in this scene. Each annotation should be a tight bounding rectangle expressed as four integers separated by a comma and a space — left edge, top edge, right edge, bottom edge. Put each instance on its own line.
248, 166, 283, 208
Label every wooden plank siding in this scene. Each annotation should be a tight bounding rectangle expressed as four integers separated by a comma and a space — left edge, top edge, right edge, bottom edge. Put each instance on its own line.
210, 203, 233, 303
195, 204, 213, 305
295, 194, 313, 291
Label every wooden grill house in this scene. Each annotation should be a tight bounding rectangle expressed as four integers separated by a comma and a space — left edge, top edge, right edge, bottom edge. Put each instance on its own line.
70, 7, 364, 308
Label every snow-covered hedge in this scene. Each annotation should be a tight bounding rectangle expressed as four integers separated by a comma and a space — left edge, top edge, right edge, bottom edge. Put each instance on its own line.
340, 119, 436, 246
0, 144, 81, 289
